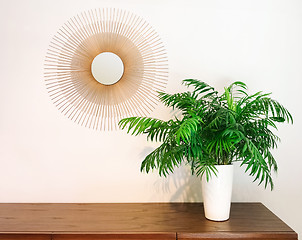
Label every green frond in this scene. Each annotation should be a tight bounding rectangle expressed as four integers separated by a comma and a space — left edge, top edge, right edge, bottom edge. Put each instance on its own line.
119, 117, 172, 142
193, 159, 218, 181
120, 79, 293, 190
182, 79, 218, 98
158, 91, 198, 114
240, 139, 274, 190
175, 116, 202, 144
140, 140, 185, 176
228, 81, 247, 90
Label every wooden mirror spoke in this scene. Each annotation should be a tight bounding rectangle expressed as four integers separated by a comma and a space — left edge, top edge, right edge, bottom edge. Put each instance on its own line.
45, 8, 168, 130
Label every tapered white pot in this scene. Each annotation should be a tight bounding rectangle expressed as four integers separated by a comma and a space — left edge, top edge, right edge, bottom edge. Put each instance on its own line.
201, 165, 234, 221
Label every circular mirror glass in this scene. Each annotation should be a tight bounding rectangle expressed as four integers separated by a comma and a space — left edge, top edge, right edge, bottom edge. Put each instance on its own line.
91, 52, 124, 85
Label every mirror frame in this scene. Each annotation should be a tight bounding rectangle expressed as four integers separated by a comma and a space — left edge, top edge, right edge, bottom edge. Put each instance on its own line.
45, 8, 168, 130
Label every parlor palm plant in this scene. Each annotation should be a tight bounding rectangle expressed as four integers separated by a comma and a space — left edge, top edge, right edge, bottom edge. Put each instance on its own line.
119, 79, 293, 190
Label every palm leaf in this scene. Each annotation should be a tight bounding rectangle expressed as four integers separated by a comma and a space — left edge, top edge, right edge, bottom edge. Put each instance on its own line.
119, 79, 293, 190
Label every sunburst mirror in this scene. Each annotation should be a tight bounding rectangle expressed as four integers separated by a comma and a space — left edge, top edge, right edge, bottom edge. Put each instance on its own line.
44, 8, 168, 130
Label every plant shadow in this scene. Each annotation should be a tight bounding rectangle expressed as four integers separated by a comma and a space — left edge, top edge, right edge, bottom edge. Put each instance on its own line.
140, 146, 203, 202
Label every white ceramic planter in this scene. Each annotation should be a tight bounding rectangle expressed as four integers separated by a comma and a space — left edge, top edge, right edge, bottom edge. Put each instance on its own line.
201, 165, 234, 221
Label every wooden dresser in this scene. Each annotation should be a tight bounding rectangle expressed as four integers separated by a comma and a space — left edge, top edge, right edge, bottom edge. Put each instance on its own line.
0, 203, 297, 240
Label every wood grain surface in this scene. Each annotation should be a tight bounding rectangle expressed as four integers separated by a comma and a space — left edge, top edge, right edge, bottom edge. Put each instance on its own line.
178, 232, 297, 240
53, 233, 175, 240
0, 235, 50, 240
0, 203, 297, 240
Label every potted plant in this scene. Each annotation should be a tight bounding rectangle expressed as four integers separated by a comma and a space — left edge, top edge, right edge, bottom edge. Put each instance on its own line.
119, 79, 293, 221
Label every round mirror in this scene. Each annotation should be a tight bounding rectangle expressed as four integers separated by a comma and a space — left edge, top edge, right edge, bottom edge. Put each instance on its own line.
91, 52, 124, 85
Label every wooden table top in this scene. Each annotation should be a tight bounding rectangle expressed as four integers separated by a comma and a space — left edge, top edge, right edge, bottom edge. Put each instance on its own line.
0, 202, 296, 235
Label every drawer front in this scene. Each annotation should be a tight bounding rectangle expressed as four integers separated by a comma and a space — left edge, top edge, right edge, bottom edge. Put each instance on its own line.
177, 232, 298, 240
53, 233, 176, 240
0, 234, 51, 240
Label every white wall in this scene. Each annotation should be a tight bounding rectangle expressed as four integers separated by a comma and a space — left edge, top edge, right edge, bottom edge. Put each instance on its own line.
0, 0, 301, 237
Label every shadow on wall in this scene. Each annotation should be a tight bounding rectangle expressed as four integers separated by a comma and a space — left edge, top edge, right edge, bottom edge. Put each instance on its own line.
140, 147, 203, 202
167, 167, 203, 202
